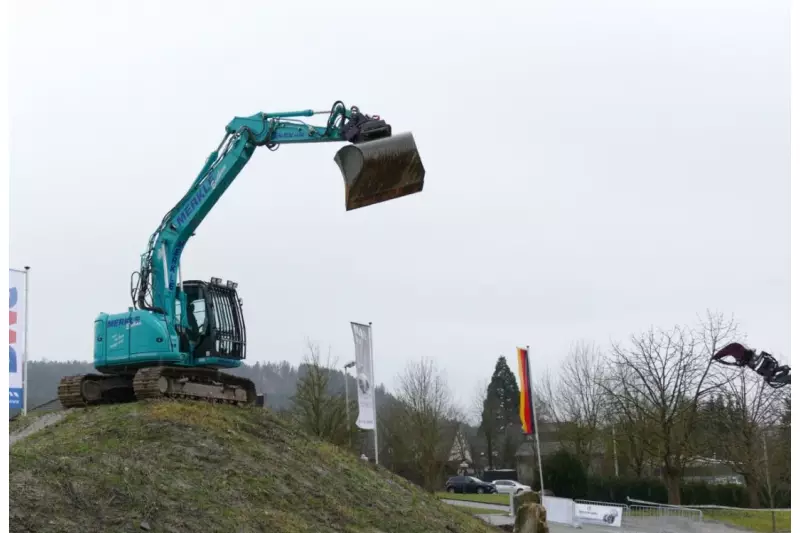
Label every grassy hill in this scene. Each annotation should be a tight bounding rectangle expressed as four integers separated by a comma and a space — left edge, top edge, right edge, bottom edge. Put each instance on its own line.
10, 400, 496, 533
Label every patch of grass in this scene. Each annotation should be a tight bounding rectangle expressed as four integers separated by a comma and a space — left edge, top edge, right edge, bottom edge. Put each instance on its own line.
10, 400, 497, 533
628, 507, 790, 533
436, 492, 512, 506
701, 509, 791, 533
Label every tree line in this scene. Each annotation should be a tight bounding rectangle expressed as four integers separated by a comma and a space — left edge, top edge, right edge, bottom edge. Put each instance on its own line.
532, 311, 790, 507
288, 310, 790, 508
15, 310, 790, 507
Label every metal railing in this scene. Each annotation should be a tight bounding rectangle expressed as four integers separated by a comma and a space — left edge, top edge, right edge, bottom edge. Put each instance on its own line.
627, 504, 704, 522
574, 499, 629, 510
628, 497, 790, 533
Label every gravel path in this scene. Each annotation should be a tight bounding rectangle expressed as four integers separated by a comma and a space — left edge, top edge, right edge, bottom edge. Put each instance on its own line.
10, 411, 67, 446
441, 499, 510, 512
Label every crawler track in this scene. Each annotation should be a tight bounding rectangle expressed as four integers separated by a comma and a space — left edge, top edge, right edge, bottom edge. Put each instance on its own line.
132, 366, 257, 405
57, 375, 89, 408
57, 373, 135, 408
57, 367, 257, 409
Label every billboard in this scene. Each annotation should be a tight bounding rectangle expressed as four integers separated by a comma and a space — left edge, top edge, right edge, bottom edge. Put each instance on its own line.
9, 268, 27, 409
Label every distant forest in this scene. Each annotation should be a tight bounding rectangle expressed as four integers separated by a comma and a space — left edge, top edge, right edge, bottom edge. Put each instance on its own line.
11, 359, 395, 417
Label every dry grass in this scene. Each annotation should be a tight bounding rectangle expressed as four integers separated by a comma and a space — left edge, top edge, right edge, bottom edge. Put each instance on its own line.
10, 399, 496, 533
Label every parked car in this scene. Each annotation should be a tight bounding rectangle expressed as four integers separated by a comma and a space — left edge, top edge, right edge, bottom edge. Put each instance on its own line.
445, 475, 498, 494
481, 469, 519, 483
492, 479, 531, 495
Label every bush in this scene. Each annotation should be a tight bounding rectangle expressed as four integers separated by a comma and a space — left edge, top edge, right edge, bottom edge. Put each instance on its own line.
584, 476, 668, 504
541, 449, 587, 498
562, 475, 789, 508
537, 455, 789, 508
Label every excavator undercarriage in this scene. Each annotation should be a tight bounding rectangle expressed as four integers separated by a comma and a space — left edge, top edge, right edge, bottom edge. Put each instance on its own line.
58, 367, 257, 408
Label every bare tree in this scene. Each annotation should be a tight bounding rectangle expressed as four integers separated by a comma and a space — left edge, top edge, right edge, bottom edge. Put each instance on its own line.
391, 357, 461, 492
470, 377, 489, 427
537, 340, 606, 469
607, 406, 655, 478
291, 339, 352, 447
600, 312, 734, 504
703, 364, 789, 507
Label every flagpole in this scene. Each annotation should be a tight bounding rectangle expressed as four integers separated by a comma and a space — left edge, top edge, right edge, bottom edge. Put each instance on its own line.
368, 322, 378, 465
23, 266, 30, 416
527, 345, 545, 494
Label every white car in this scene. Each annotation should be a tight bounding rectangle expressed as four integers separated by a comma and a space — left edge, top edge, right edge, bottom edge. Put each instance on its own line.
492, 479, 531, 495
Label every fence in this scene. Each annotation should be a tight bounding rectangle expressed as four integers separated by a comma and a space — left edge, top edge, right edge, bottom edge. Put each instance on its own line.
628, 497, 790, 533
456, 491, 788, 532
627, 503, 704, 522
503, 494, 707, 529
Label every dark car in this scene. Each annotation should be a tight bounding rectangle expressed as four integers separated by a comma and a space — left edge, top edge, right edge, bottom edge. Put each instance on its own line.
445, 475, 497, 494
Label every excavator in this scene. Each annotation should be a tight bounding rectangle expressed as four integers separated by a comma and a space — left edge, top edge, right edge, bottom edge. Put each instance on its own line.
57, 100, 425, 408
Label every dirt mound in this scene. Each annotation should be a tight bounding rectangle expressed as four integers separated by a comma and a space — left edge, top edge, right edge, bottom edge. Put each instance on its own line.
10, 400, 495, 533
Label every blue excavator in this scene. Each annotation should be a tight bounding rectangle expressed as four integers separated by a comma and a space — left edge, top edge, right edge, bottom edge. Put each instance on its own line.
58, 100, 425, 408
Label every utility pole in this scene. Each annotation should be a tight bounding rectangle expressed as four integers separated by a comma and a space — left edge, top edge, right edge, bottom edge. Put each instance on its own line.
762, 431, 776, 533
369, 322, 378, 466
344, 361, 355, 449
612, 425, 619, 477
527, 345, 546, 495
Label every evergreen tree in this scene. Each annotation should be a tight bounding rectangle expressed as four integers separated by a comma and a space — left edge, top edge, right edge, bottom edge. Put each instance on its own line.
480, 356, 521, 469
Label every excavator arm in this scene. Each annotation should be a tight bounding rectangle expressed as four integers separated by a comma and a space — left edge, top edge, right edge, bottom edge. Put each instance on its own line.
131, 101, 425, 337
712, 342, 790, 389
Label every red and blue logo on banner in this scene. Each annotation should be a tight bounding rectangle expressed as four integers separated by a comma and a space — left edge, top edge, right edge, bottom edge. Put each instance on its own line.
10, 287, 18, 372
9, 286, 22, 408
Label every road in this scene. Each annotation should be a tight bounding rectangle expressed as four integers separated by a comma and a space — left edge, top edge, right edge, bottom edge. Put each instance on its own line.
440, 499, 510, 512
441, 499, 775, 533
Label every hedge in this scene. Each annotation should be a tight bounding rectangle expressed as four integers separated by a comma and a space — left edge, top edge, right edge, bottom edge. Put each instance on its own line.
541, 449, 790, 508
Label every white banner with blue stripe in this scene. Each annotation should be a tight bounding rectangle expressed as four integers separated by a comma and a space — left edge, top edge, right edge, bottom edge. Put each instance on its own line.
9, 269, 27, 409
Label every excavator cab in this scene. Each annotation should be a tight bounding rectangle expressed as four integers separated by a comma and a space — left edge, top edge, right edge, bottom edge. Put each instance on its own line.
334, 127, 425, 211
179, 278, 246, 361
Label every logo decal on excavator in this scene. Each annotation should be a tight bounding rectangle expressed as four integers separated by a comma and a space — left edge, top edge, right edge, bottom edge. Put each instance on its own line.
107, 316, 142, 328
173, 164, 226, 229
167, 240, 188, 291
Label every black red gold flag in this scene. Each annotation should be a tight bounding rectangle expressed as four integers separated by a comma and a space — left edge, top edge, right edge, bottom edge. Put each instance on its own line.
517, 346, 535, 435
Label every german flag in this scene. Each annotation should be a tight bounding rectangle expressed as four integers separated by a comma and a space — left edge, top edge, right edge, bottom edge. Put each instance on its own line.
517, 346, 535, 435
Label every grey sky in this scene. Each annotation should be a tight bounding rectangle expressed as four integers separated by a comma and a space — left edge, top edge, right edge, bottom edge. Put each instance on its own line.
9, 0, 789, 410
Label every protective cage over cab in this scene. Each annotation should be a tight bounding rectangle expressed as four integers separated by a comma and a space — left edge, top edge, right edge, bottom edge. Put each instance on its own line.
334, 131, 426, 211
178, 277, 247, 360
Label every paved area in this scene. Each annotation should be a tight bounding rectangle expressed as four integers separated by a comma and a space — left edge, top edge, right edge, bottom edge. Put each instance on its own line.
10, 411, 66, 446
442, 499, 771, 533
475, 513, 514, 527
441, 499, 509, 512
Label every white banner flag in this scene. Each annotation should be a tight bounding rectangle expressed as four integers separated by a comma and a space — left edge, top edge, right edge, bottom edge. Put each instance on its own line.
350, 322, 376, 430
9, 269, 27, 409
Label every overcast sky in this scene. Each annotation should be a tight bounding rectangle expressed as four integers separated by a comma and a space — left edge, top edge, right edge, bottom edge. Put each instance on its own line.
9, 0, 789, 410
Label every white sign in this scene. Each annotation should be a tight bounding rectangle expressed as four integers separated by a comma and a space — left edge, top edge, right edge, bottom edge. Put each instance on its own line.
542, 496, 577, 525
574, 502, 624, 527
9, 269, 27, 409
350, 322, 375, 430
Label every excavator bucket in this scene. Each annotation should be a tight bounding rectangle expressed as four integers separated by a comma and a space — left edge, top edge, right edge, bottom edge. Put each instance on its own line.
334, 132, 425, 211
